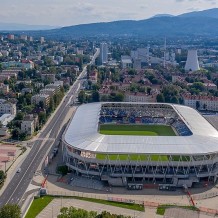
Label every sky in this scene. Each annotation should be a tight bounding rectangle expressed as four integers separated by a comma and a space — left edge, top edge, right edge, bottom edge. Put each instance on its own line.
0, 0, 218, 27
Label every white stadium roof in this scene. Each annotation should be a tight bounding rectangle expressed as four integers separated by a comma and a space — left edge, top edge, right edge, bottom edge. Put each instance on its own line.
63, 102, 218, 155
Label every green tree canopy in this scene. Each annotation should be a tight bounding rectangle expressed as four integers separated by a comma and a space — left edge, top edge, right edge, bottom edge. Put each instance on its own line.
0, 204, 21, 218
58, 207, 97, 218
78, 90, 86, 103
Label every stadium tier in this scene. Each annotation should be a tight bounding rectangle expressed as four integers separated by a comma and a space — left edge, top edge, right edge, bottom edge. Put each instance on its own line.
62, 102, 218, 188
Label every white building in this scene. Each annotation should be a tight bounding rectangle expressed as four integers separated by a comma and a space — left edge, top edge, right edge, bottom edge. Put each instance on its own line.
0, 99, 16, 116
45, 83, 61, 93
31, 94, 50, 108
0, 83, 9, 94
183, 94, 218, 111
133, 58, 142, 70
124, 92, 156, 102
100, 43, 108, 65
185, 50, 200, 72
21, 120, 35, 135
40, 88, 56, 97
121, 56, 132, 69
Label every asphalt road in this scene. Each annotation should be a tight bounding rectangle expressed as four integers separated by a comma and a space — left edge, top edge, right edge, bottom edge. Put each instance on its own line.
0, 49, 99, 207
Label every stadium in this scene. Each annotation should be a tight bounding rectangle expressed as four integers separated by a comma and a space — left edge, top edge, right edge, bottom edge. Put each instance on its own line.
62, 102, 218, 188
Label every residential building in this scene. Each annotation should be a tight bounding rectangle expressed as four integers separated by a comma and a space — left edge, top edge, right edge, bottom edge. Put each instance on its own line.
31, 94, 50, 108
40, 88, 56, 97
34, 82, 44, 88
0, 99, 16, 116
0, 83, 9, 94
183, 94, 218, 111
7, 34, 14, 40
124, 92, 156, 102
21, 120, 34, 135
1, 60, 34, 70
0, 75, 10, 81
89, 70, 98, 84
40, 37, 45, 44
21, 114, 39, 135
21, 88, 33, 95
45, 83, 61, 93
20, 35, 27, 41
203, 83, 217, 91
133, 58, 142, 70
121, 56, 132, 69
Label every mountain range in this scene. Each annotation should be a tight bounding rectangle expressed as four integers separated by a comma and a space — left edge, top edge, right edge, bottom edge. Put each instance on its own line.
3, 8, 218, 39
0, 23, 58, 31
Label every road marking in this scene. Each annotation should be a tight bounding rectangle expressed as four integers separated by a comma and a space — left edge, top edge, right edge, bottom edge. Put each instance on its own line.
5, 139, 48, 204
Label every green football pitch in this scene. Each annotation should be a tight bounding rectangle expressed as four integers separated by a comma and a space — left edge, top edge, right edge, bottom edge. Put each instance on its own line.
99, 124, 176, 136
97, 124, 177, 161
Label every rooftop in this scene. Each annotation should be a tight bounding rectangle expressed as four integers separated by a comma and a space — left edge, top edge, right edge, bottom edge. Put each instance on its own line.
63, 102, 218, 155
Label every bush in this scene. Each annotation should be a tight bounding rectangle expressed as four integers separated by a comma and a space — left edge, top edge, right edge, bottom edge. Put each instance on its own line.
57, 165, 68, 176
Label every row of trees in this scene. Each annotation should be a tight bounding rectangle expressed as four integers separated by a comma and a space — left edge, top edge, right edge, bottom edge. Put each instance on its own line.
78, 90, 125, 103
58, 207, 131, 218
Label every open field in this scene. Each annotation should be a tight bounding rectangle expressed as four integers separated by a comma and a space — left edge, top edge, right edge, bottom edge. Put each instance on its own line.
99, 124, 176, 136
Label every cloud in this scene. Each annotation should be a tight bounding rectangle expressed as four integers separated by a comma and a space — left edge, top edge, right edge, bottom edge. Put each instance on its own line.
0, 0, 217, 26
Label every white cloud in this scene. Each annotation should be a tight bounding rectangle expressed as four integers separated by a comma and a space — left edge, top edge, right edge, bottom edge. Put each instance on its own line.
0, 0, 217, 26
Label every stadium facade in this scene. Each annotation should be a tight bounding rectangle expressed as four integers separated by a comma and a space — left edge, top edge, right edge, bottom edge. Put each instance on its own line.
62, 102, 218, 188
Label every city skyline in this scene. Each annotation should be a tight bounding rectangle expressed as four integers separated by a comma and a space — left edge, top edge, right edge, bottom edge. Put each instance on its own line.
0, 0, 218, 26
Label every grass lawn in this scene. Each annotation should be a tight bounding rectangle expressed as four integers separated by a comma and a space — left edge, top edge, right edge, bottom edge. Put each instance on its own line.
97, 124, 176, 162
156, 205, 199, 215
96, 154, 169, 161
73, 196, 144, 211
26, 195, 144, 217
25, 196, 54, 218
99, 124, 176, 136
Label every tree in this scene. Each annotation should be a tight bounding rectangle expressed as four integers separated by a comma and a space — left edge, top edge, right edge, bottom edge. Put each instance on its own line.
0, 170, 5, 181
0, 204, 21, 218
96, 211, 131, 218
190, 82, 205, 92
15, 112, 24, 121
156, 94, 165, 102
78, 90, 86, 103
38, 101, 45, 109
58, 206, 97, 218
11, 128, 21, 140
147, 87, 151, 95
92, 91, 100, 102
38, 112, 46, 124
171, 96, 179, 104
196, 101, 200, 110
111, 93, 124, 102
49, 97, 55, 112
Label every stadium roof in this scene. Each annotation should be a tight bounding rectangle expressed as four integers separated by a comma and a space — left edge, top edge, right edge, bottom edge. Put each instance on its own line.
63, 102, 218, 155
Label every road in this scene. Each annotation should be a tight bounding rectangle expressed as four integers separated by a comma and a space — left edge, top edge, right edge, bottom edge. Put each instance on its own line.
0, 48, 99, 207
